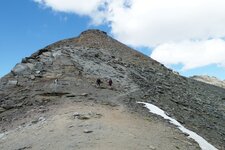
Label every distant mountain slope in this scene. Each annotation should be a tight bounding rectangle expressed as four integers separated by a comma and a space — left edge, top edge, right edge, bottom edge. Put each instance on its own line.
0, 29, 224, 149
190, 75, 225, 89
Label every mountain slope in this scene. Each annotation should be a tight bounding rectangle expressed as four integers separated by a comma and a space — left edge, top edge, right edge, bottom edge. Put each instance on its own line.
191, 75, 225, 89
0, 29, 224, 149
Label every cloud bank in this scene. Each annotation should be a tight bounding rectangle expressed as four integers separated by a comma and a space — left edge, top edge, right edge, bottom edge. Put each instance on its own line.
33, 0, 225, 70
151, 39, 225, 70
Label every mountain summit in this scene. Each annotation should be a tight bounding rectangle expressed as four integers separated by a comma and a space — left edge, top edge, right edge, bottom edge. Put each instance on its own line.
0, 29, 224, 149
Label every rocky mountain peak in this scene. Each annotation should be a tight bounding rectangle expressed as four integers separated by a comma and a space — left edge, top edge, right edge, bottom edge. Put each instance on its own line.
79, 29, 107, 37
76, 29, 109, 46
0, 30, 224, 149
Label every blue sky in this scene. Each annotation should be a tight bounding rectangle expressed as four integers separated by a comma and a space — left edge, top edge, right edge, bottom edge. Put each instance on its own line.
0, 0, 109, 77
1, 0, 225, 80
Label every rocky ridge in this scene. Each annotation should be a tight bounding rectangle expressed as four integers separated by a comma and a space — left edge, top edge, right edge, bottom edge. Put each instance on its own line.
191, 75, 225, 89
0, 29, 224, 149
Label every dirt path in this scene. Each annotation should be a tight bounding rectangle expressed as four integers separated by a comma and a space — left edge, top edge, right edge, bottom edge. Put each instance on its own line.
0, 100, 200, 150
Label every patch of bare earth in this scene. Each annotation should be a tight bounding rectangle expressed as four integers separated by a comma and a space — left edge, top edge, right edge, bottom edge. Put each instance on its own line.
0, 100, 200, 150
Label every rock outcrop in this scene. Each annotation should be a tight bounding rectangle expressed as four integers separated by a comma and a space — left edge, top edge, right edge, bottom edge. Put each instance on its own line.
191, 75, 225, 89
0, 29, 224, 149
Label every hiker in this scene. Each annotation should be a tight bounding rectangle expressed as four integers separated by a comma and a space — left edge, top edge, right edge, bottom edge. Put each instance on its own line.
78, 70, 82, 76
108, 78, 113, 87
96, 78, 101, 87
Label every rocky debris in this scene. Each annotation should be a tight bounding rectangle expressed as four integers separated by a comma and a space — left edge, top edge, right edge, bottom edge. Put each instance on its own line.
31, 117, 46, 125
0, 107, 6, 113
149, 145, 156, 150
66, 94, 76, 97
73, 112, 102, 120
7, 80, 18, 86
37, 106, 49, 113
29, 48, 49, 59
52, 50, 62, 58
35, 70, 41, 74
101, 101, 118, 107
16, 145, 32, 150
83, 129, 93, 133
73, 112, 80, 117
80, 93, 88, 96
68, 125, 74, 128
73, 112, 90, 120
11, 63, 34, 76
31, 119, 39, 124
38, 92, 70, 97
77, 114, 90, 120
30, 75, 35, 80
1, 100, 17, 110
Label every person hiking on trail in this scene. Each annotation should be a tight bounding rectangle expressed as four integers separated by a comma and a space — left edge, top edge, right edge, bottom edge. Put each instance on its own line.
96, 78, 101, 87
108, 78, 113, 87
78, 70, 82, 76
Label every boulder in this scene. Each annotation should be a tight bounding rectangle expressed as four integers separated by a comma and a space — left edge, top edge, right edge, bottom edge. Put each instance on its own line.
12, 63, 29, 75
35, 70, 41, 74
30, 75, 35, 80
78, 115, 90, 120
11, 63, 34, 75
52, 50, 62, 58
42, 52, 52, 57
0, 107, 6, 113
83, 129, 93, 133
80, 93, 88, 96
73, 112, 80, 118
26, 63, 35, 70
7, 80, 18, 85
21, 57, 30, 63
30, 48, 49, 59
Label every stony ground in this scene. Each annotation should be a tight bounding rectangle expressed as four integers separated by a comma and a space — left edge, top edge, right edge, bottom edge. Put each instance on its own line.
0, 95, 200, 150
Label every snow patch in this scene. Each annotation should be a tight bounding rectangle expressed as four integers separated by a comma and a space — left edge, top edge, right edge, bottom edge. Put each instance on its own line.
137, 102, 218, 150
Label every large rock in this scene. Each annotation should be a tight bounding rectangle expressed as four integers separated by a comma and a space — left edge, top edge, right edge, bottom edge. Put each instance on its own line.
52, 50, 62, 58
30, 75, 35, 80
26, 63, 35, 70
7, 80, 18, 86
11, 63, 34, 75
42, 52, 52, 57
0, 107, 6, 113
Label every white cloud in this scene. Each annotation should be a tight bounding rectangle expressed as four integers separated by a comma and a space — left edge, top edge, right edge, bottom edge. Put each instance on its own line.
105, 0, 225, 46
33, 0, 225, 70
33, 0, 106, 24
34, 0, 102, 15
33, 0, 225, 45
151, 39, 225, 70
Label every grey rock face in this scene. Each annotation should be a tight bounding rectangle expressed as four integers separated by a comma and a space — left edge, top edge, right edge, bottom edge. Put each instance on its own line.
0, 107, 6, 113
190, 75, 225, 89
7, 80, 18, 86
11, 63, 31, 75
0, 29, 224, 149
30, 75, 35, 80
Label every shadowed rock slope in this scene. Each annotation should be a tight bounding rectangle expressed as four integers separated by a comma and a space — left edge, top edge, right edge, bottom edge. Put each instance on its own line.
0, 29, 224, 149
